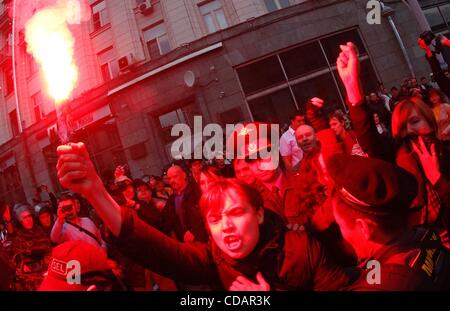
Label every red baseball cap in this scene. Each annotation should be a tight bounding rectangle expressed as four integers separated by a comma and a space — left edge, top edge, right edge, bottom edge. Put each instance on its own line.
38, 240, 114, 291
226, 122, 278, 159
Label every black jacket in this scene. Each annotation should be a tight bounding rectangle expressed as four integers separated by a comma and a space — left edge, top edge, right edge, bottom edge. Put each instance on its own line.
136, 200, 166, 233
112, 208, 350, 290
425, 52, 450, 98
163, 182, 208, 242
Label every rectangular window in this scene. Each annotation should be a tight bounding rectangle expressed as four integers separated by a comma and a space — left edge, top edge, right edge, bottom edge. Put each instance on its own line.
4, 65, 14, 96
423, 7, 447, 32
0, 31, 12, 63
236, 29, 379, 125
9, 110, 19, 137
320, 29, 367, 64
199, 0, 228, 34
70, 121, 127, 182
91, 0, 109, 32
441, 4, 450, 27
279, 41, 328, 79
264, 0, 290, 13
143, 23, 171, 60
291, 73, 342, 113
157, 102, 202, 144
236, 55, 286, 95
248, 88, 297, 124
34, 105, 42, 122
97, 47, 119, 82
32, 92, 44, 122
158, 109, 186, 143
100, 63, 111, 82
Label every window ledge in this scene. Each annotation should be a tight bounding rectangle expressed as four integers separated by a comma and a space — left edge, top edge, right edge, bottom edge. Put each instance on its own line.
89, 23, 111, 38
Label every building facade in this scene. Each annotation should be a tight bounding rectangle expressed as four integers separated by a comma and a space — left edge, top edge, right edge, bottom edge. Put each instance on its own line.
0, 0, 448, 203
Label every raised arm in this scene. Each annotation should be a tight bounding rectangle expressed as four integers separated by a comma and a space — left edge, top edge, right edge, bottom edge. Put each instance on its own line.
411, 138, 450, 206
336, 42, 394, 161
418, 37, 450, 97
57, 143, 122, 236
56, 143, 216, 284
306, 97, 329, 132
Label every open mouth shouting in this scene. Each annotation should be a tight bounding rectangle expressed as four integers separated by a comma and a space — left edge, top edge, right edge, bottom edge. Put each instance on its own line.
223, 235, 242, 251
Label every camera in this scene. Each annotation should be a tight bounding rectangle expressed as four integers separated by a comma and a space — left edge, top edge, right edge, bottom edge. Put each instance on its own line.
60, 205, 73, 213
420, 31, 442, 53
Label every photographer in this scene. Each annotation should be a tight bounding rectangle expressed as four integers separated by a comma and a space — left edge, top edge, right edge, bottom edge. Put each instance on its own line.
50, 193, 104, 249
418, 32, 450, 97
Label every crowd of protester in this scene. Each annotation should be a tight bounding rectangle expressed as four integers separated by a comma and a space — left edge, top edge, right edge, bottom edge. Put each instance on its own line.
0, 34, 450, 291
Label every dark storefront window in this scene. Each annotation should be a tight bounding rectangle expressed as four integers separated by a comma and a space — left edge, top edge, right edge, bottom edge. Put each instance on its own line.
423, 5, 449, 32
320, 29, 367, 63
236, 56, 286, 95
157, 102, 203, 144
291, 73, 342, 114
421, 2, 450, 61
236, 28, 379, 126
279, 41, 328, 79
248, 88, 296, 124
72, 119, 127, 182
155, 102, 203, 160
332, 57, 380, 101
423, 6, 448, 31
